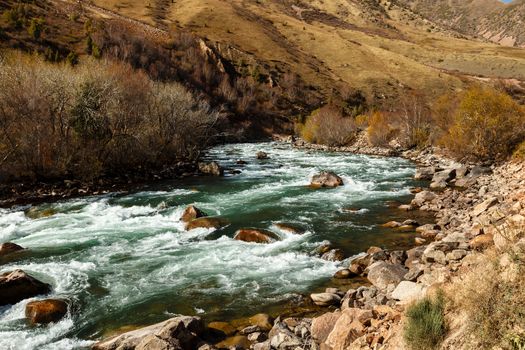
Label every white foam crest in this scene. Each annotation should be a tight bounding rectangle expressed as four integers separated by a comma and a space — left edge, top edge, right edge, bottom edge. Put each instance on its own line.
1, 260, 94, 295
0, 316, 81, 350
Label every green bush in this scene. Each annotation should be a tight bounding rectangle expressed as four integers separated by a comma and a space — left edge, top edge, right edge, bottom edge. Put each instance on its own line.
404, 292, 447, 350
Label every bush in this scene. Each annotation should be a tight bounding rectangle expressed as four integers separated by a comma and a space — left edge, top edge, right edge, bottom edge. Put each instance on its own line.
513, 141, 525, 160
437, 86, 525, 161
0, 52, 218, 182
27, 18, 44, 40
367, 111, 398, 146
299, 105, 357, 146
404, 292, 447, 350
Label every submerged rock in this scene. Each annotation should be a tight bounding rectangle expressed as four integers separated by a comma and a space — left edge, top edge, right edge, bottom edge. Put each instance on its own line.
321, 249, 345, 262
26, 299, 68, 325
256, 151, 269, 160
273, 223, 305, 235
0, 242, 25, 256
198, 162, 223, 176
185, 217, 229, 231
310, 172, 344, 188
25, 207, 56, 219
0, 270, 51, 306
234, 229, 280, 243
180, 205, 208, 223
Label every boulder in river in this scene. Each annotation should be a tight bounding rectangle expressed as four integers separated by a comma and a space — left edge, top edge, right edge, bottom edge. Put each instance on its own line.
0, 242, 24, 256
321, 249, 345, 262
273, 223, 305, 235
198, 162, 223, 176
0, 270, 51, 306
180, 205, 207, 223
310, 172, 344, 188
185, 217, 230, 231
25, 299, 68, 325
256, 151, 269, 160
234, 229, 280, 243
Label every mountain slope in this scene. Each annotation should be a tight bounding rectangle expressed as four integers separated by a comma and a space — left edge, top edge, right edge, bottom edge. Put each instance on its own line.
87, 0, 525, 102
395, 0, 525, 47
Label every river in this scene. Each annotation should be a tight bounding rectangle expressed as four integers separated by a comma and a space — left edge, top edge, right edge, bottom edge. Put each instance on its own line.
0, 142, 426, 349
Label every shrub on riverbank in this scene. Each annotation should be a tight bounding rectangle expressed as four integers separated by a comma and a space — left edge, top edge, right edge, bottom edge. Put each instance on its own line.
298, 105, 357, 146
0, 52, 218, 182
403, 292, 447, 350
434, 86, 525, 162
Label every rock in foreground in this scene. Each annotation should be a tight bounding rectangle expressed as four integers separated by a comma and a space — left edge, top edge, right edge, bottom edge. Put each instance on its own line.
234, 229, 280, 243
0, 270, 51, 306
26, 299, 68, 325
310, 172, 344, 188
93, 316, 205, 350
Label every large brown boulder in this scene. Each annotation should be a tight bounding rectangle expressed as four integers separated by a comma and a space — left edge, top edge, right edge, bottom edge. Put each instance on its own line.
233, 229, 280, 244
311, 310, 341, 344
0, 270, 51, 306
324, 308, 372, 349
185, 217, 229, 231
0, 242, 24, 256
310, 172, 344, 188
26, 299, 68, 325
180, 205, 207, 223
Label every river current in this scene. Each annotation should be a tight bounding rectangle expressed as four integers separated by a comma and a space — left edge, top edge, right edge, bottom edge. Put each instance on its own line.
0, 142, 424, 349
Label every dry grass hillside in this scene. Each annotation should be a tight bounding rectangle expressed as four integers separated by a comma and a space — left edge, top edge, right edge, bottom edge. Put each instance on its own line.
88, 0, 525, 106
395, 0, 525, 47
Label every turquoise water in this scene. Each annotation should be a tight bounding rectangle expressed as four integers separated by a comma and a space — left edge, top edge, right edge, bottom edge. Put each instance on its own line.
0, 142, 423, 349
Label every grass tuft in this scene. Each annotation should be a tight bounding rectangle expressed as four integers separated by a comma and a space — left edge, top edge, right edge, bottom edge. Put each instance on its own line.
404, 292, 447, 350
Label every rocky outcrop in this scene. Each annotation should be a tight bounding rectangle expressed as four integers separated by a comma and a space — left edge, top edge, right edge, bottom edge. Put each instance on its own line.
93, 316, 206, 350
0, 270, 51, 306
233, 229, 280, 243
25, 299, 68, 325
310, 172, 344, 188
